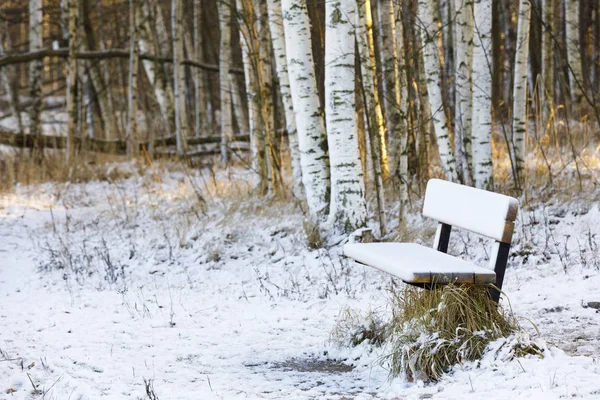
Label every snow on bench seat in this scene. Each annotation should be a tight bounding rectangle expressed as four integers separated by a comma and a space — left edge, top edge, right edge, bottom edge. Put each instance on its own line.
344, 242, 496, 284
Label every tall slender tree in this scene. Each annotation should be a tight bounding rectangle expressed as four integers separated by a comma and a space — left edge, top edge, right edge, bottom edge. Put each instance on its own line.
28, 0, 43, 151
172, 0, 188, 155
418, 0, 458, 182
357, 0, 387, 236
218, 0, 233, 163
512, 0, 531, 188
325, 0, 367, 233
566, 0, 584, 112
66, 0, 78, 163
266, 0, 304, 199
471, 0, 493, 189
126, 0, 140, 157
454, 0, 473, 184
281, 0, 330, 222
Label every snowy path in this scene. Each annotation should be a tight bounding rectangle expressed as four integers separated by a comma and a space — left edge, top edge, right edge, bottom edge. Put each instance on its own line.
1, 173, 600, 399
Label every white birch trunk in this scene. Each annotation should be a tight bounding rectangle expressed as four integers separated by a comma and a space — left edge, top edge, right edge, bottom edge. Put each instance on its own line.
418, 0, 457, 182
325, 0, 367, 233
126, 0, 140, 157
172, 0, 188, 155
28, 0, 43, 143
218, 0, 233, 162
394, 3, 409, 220
281, 0, 330, 222
66, 0, 78, 163
266, 0, 304, 199
511, 0, 531, 186
194, 0, 210, 137
566, 0, 584, 110
471, 0, 493, 189
454, 0, 473, 184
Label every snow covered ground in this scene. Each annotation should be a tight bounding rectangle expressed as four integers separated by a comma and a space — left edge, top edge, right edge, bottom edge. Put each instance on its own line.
1, 164, 600, 399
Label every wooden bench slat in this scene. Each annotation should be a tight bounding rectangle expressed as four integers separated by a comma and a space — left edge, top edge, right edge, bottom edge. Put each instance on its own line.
422, 179, 519, 243
343, 243, 496, 284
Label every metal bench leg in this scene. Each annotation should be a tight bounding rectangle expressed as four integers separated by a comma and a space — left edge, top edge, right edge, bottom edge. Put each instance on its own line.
489, 241, 511, 303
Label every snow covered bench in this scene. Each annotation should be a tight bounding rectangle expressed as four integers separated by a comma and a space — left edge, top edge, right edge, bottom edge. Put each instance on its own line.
344, 179, 519, 302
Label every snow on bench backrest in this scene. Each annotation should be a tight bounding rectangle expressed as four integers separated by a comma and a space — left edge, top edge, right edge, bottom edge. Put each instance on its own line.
422, 179, 519, 243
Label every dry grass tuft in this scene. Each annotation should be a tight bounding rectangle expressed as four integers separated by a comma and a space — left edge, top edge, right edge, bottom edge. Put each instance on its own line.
330, 307, 388, 348
382, 284, 519, 382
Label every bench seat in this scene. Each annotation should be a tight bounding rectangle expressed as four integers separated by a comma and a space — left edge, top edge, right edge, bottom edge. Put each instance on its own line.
344, 243, 496, 284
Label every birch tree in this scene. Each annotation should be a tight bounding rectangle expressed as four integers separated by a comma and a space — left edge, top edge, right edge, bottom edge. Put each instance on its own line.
172, 0, 188, 155
28, 0, 43, 148
357, 0, 387, 235
511, 0, 531, 187
126, 0, 140, 157
454, 0, 473, 184
194, 0, 210, 137
281, 0, 330, 222
542, 0, 554, 108
566, 0, 584, 111
266, 0, 304, 199
394, 3, 409, 220
255, 0, 282, 191
471, 0, 493, 189
236, 0, 268, 192
218, 0, 233, 162
361, 0, 389, 178
138, 3, 175, 135
66, 0, 78, 163
325, 0, 367, 233
418, 0, 458, 182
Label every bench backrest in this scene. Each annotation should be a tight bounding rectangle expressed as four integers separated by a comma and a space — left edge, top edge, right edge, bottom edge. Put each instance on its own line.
422, 179, 519, 243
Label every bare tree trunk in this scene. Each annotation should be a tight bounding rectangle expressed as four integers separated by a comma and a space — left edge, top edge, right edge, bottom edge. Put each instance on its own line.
28, 0, 44, 152
172, 0, 188, 155
566, 0, 584, 113
138, 4, 175, 135
194, 0, 210, 137
454, 0, 473, 184
236, 0, 268, 192
325, 0, 367, 234
230, 76, 249, 135
362, 0, 389, 179
255, 0, 282, 192
472, 0, 493, 189
66, 0, 79, 163
218, 0, 233, 162
266, 0, 304, 199
394, 3, 409, 221
376, 0, 395, 153
81, 0, 120, 140
542, 0, 555, 108
281, 0, 330, 222
418, 0, 457, 182
357, 0, 387, 236
511, 0, 531, 188
126, 0, 140, 157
